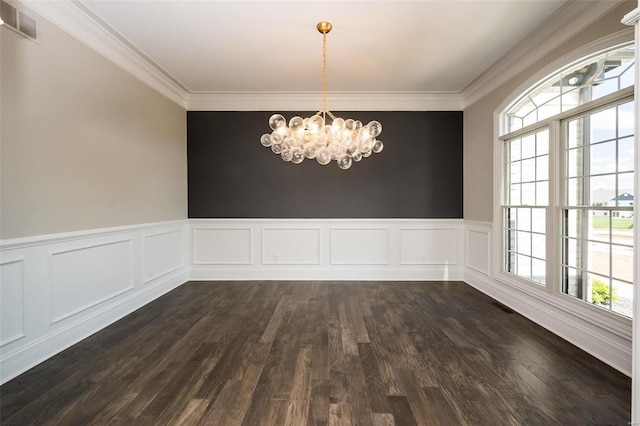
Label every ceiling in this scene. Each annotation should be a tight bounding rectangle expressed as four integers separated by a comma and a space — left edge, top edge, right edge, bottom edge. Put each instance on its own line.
78, 0, 568, 95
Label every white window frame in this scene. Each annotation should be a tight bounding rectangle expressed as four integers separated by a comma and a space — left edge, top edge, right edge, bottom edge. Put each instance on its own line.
559, 95, 635, 314
492, 31, 635, 332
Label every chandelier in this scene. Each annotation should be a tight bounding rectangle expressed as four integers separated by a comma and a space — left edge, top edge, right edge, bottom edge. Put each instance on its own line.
260, 21, 383, 170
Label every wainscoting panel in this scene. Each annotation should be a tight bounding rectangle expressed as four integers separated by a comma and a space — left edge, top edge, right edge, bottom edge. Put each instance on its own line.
262, 228, 320, 265
50, 239, 134, 324
330, 228, 389, 265
0, 220, 188, 385
0, 259, 25, 347
399, 228, 458, 265
193, 228, 252, 265
189, 219, 464, 281
144, 230, 186, 283
465, 221, 492, 275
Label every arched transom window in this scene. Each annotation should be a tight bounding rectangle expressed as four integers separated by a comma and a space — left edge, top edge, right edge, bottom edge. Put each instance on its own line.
504, 44, 634, 134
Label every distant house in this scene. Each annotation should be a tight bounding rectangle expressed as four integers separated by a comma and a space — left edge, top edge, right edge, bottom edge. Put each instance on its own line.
608, 192, 634, 218
592, 192, 634, 217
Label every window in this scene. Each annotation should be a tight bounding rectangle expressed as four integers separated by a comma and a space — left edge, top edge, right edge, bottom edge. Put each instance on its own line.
500, 43, 635, 318
503, 129, 548, 285
506, 45, 634, 133
562, 100, 635, 317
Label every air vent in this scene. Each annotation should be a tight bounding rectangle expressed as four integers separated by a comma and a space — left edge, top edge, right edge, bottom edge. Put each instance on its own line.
492, 301, 515, 314
1, 1, 37, 41
1, 1, 17, 28
18, 9, 36, 38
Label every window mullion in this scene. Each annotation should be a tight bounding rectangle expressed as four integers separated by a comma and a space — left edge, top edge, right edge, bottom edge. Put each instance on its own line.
548, 120, 561, 295
580, 112, 591, 303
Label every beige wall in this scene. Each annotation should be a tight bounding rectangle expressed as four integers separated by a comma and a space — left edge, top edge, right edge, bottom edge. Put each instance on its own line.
463, 1, 635, 222
1, 12, 187, 239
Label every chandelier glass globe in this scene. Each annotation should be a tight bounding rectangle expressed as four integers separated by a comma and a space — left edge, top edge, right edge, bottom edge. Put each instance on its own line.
260, 21, 383, 170
260, 114, 383, 170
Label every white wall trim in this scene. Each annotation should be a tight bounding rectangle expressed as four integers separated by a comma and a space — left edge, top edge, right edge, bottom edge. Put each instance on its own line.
465, 268, 632, 376
0, 257, 26, 347
21, 0, 623, 111
464, 221, 492, 276
622, 6, 640, 26
193, 227, 253, 265
188, 269, 460, 282
462, 220, 632, 376
462, 0, 629, 108
0, 268, 186, 385
48, 238, 135, 324
330, 227, 389, 266
0, 221, 188, 385
1, 217, 633, 385
398, 228, 459, 266
189, 219, 465, 281
186, 92, 464, 112
24, 0, 465, 111
143, 229, 186, 284
261, 228, 321, 265
0, 219, 186, 250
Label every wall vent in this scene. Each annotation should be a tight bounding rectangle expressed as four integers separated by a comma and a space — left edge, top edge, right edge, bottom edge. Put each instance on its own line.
1, 1, 37, 41
1, 1, 17, 28
492, 301, 515, 314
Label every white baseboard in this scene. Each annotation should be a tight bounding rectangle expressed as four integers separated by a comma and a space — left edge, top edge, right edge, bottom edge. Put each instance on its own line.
0, 270, 186, 384
461, 220, 632, 376
189, 269, 463, 282
465, 268, 632, 375
0, 220, 188, 384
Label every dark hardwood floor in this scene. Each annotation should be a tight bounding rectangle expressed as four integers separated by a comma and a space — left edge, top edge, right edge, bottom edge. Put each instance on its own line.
0, 281, 631, 425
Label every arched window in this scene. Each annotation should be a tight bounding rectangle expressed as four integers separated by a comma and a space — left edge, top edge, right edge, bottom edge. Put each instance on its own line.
498, 42, 635, 318
504, 44, 634, 134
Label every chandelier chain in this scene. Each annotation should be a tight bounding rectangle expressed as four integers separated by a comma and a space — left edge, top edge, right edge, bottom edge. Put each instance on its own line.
322, 31, 327, 119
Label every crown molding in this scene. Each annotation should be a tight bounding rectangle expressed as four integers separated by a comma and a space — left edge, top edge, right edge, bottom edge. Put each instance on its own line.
622, 6, 640, 25
17, 0, 627, 112
17, 0, 463, 112
461, 0, 628, 108
18, 0, 463, 112
187, 92, 464, 112
22, 0, 188, 108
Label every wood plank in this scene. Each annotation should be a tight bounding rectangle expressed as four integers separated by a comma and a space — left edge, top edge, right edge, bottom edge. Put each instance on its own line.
358, 343, 391, 414
349, 295, 370, 343
421, 387, 466, 426
284, 346, 313, 426
329, 403, 353, 426
387, 396, 417, 426
173, 399, 209, 426
261, 296, 295, 343
338, 302, 359, 356
345, 354, 374, 425
371, 412, 395, 426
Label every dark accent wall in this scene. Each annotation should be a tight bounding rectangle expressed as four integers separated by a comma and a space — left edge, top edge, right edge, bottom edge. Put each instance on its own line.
187, 111, 463, 218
